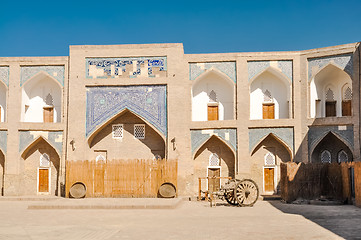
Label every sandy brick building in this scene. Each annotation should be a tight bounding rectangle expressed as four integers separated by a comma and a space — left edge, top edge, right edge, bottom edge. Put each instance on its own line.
0, 42, 359, 197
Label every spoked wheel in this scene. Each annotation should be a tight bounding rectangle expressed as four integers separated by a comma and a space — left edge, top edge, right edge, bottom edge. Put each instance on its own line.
224, 180, 238, 206
234, 179, 259, 207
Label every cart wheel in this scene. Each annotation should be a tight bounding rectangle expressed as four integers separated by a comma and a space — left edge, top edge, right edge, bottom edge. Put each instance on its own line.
234, 179, 259, 207
224, 180, 238, 206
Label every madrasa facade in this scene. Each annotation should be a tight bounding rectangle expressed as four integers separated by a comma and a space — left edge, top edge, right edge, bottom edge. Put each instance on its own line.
0, 42, 359, 197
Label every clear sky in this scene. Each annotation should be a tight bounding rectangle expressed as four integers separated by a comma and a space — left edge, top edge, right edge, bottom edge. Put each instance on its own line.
0, 0, 360, 56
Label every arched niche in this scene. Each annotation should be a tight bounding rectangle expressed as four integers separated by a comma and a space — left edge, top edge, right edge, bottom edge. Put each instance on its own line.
193, 135, 235, 193
310, 64, 352, 118
89, 109, 165, 160
192, 69, 235, 121
21, 72, 62, 123
250, 134, 292, 194
0, 81, 7, 122
310, 132, 353, 163
250, 67, 291, 120
0, 150, 4, 195
21, 137, 60, 196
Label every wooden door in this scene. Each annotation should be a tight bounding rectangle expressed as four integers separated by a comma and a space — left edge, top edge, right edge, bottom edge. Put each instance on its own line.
263, 104, 275, 119
325, 101, 336, 117
38, 169, 49, 192
43, 107, 54, 123
94, 164, 105, 196
342, 100, 351, 116
264, 168, 274, 192
208, 168, 220, 193
207, 106, 218, 121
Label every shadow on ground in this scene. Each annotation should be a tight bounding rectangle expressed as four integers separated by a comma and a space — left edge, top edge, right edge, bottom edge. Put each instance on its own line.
268, 200, 361, 240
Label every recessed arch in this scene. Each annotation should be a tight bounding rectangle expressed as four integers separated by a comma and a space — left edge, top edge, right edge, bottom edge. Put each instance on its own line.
87, 108, 166, 146
193, 67, 235, 86
21, 136, 61, 160
0, 80, 7, 122
311, 62, 350, 81
251, 133, 293, 160
193, 134, 236, 160
249, 66, 291, 86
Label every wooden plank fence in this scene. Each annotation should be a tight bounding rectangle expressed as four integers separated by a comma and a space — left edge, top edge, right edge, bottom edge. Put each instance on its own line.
65, 159, 177, 198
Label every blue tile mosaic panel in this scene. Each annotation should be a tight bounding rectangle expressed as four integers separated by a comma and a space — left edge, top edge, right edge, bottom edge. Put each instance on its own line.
189, 62, 236, 83
308, 54, 353, 80
86, 57, 167, 79
248, 60, 293, 82
308, 125, 354, 152
86, 85, 167, 137
191, 129, 237, 154
0, 131, 7, 153
0, 67, 9, 86
19, 131, 63, 154
20, 66, 65, 86
249, 128, 294, 153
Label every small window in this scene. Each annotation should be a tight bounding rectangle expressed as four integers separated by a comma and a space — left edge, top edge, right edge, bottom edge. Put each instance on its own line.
209, 90, 217, 102
153, 154, 162, 161
45, 93, 54, 106
134, 124, 145, 139
112, 124, 123, 139
209, 153, 220, 166
337, 150, 348, 163
263, 90, 272, 102
264, 152, 275, 165
40, 153, 50, 167
96, 154, 106, 162
321, 150, 331, 163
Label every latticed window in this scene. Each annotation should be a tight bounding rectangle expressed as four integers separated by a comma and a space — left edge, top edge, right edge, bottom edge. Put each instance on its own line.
209, 90, 217, 102
96, 154, 106, 162
337, 150, 348, 163
264, 152, 275, 165
263, 90, 272, 102
112, 124, 123, 139
321, 150, 331, 163
45, 93, 53, 106
325, 88, 334, 101
40, 153, 50, 167
134, 124, 145, 139
344, 87, 352, 100
209, 153, 220, 166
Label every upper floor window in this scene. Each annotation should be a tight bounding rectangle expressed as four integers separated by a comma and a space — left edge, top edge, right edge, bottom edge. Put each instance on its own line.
112, 124, 123, 139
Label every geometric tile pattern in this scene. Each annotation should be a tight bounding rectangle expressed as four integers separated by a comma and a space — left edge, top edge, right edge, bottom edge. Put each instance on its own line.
191, 129, 237, 154
19, 131, 63, 154
249, 128, 294, 153
189, 62, 236, 83
0, 67, 9, 86
20, 66, 65, 86
86, 57, 167, 79
308, 53, 353, 80
248, 60, 293, 82
0, 131, 7, 153
86, 85, 167, 137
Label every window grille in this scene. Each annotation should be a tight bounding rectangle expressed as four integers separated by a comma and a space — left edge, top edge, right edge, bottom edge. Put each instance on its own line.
209, 153, 220, 166
325, 88, 334, 101
337, 150, 348, 163
209, 90, 217, 102
264, 152, 275, 165
263, 90, 272, 102
344, 87, 352, 100
96, 154, 106, 162
45, 93, 53, 106
40, 153, 50, 167
321, 150, 331, 163
112, 124, 123, 139
134, 124, 145, 139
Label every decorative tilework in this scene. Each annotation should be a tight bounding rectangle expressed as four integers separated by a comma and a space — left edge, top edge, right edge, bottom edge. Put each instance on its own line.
248, 60, 293, 82
86, 57, 167, 79
86, 85, 167, 137
189, 62, 236, 83
20, 66, 65, 86
19, 131, 63, 154
308, 54, 353, 80
0, 67, 9, 86
249, 128, 294, 153
191, 129, 237, 154
308, 125, 354, 152
0, 131, 7, 153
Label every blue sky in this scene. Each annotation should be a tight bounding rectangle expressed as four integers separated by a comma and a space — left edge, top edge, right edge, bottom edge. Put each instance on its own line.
0, 0, 360, 56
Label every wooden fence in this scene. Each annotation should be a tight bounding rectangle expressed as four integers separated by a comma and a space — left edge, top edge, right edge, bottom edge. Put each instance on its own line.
65, 159, 177, 198
281, 162, 361, 207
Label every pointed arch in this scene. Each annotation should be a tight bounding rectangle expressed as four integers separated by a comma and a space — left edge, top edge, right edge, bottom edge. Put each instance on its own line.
311, 62, 350, 81
22, 71, 63, 89
21, 136, 61, 160
251, 133, 293, 159
193, 134, 236, 160
249, 66, 291, 86
193, 67, 235, 86
87, 108, 166, 146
